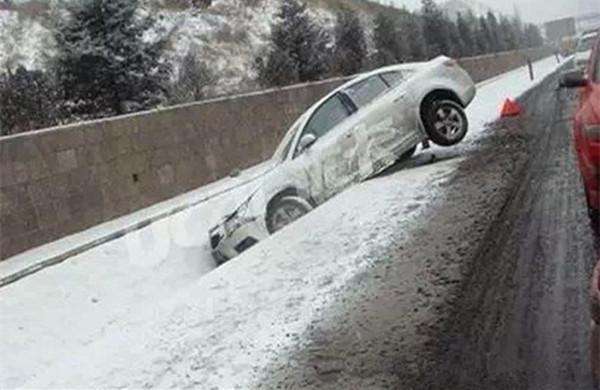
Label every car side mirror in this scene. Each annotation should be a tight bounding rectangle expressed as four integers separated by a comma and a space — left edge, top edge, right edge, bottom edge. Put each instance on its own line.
298, 133, 317, 152
559, 70, 589, 89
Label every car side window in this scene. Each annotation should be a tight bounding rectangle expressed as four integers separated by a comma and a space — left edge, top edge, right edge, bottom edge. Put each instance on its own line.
344, 76, 389, 108
303, 94, 350, 139
380, 71, 404, 87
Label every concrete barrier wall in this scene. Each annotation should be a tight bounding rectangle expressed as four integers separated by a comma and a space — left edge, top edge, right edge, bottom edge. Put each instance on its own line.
458, 47, 553, 83
0, 47, 553, 260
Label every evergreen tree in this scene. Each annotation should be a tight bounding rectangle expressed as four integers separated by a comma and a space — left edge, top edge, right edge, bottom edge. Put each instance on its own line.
169, 49, 215, 104
499, 16, 519, 51
53, 0, 170, 119
373, 12, 409, 66
332, 7, 367, 75
486, 11, 502, 52
421, 0, 451, 57
456, 12, 475, 56
524, 24, 544, 48
445, 19, 464, 57
475, 16, 491, 54
511, 11, 525, 49
0, 66, 62, 135
402, 13, 428, 61
255, 0, 330, 87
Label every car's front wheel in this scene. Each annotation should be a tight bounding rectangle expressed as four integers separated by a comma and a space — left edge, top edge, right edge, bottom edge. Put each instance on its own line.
422, 99, 468, 146
266, 196, 313, 234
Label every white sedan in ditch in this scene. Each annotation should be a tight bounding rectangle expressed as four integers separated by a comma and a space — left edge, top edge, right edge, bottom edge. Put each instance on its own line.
575, 32, 599, 72
209, 56, 476, 263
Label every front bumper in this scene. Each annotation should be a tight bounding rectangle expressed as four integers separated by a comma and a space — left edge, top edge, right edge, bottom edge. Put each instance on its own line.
209, 217, 269, 264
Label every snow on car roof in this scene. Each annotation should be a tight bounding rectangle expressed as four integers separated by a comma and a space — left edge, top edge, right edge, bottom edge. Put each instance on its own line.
581, 31, 598, 41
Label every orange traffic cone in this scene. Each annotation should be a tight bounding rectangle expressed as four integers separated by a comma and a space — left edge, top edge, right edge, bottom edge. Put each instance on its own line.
500, 98, 522, 117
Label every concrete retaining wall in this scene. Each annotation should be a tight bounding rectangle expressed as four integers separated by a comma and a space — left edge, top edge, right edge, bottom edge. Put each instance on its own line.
0, 47, 553, 260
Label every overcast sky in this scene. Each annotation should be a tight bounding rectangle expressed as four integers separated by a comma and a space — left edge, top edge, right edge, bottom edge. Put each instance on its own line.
382, 0, 599, 24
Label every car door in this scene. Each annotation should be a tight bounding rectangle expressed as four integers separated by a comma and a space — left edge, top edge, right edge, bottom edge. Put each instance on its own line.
579, 38, 600, 145
293, 93, 358, 204
573, 37, 600, 208
344, 72, 422, 180
586, 40, 600, 127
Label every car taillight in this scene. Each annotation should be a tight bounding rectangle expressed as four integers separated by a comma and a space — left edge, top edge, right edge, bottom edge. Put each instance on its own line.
584, 125, 600, 141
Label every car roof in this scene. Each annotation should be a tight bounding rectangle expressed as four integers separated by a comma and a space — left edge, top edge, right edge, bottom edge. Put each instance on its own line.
307, 56, 445, 117
581, 31, 599, 41
338, 60, 432, 90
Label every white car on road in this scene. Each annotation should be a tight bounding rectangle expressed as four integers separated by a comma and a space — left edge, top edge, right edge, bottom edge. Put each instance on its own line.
575, 31, 599, 72
209, 56, 476, 263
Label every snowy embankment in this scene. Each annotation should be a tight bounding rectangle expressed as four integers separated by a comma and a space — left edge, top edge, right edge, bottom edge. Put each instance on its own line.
0, 55, 566, 388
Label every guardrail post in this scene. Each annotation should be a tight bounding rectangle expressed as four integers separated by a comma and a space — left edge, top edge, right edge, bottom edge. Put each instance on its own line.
527, 57, 534, 80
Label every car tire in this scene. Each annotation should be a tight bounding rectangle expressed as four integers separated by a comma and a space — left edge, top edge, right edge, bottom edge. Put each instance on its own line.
266, 196, 313, 234
422, 99, 468, 147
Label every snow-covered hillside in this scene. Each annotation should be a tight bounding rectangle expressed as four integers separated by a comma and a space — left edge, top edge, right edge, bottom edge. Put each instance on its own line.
0, 9, 51, 71
0, 0, 377, 96
441, 0, 496, 19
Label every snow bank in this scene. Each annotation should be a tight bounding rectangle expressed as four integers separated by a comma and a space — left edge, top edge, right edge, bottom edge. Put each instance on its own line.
0, 56, 567, 388
0, 162, 272, 388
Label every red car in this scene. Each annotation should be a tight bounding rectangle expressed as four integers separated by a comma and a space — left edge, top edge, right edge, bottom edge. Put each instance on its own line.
592, 261, 600, 386
561, 32, 600, 384
561, 33, 600, 228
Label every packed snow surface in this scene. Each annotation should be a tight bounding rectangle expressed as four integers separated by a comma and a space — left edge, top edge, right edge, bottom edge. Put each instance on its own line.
0, 55, 565, 388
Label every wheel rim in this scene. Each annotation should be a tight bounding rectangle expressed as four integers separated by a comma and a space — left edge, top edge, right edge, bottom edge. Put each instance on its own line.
271, 203, 306, 232
434, 105, 464, 140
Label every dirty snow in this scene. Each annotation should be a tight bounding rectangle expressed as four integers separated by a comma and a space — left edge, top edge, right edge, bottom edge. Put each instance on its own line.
0, 56, 567, 389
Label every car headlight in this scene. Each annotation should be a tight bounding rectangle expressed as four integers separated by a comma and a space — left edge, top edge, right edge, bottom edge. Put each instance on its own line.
225, 213, 244, 234
224, 199, 255, 234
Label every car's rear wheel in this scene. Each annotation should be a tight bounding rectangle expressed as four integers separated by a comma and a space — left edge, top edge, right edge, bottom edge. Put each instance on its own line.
422, 99, 468, 146
266, 196, 313, 234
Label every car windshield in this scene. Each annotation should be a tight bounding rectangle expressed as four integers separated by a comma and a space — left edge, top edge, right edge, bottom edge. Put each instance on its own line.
272, 118, 302, 161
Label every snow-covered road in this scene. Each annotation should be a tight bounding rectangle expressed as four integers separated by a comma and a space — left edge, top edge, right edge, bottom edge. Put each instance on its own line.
0, 56, 567, 388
